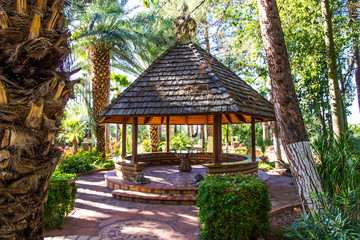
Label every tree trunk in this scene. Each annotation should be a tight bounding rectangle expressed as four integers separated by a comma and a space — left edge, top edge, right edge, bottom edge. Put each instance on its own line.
88, 47, 110, 155
72, 136, 78, 154
257, 0, 323, 208
0, 0, 74, 238
271, 121, 282, 161
348, 0, 360, 113
321, 0, 345, 139
262, 122, 269, 141
149, 125, 159, 152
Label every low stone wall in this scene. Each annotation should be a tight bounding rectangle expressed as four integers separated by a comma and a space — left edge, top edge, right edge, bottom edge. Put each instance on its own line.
123, 152, 248, 166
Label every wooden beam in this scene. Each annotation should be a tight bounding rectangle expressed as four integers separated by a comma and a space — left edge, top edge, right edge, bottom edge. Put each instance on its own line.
235, 113, 246, 123
160, 116, 165, 125
166, 116, 170, 153
251, 117, 256, 161
131, 117, 138, 163
144, 116, 151, 125
121, 122, 126, 159
224, 114, 232, 124
184, 116, 188, 125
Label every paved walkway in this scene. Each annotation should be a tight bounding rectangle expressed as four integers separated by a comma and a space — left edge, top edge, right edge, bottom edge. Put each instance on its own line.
44, 170, 299, 240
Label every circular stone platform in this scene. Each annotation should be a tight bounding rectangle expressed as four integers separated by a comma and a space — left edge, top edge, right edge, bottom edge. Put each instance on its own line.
105, 165, 269, 205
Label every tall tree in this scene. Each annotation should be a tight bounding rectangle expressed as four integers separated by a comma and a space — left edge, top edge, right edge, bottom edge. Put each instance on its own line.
321, 0, 346, 139
256, 0, 323, 207
348, 0, 360, 113
69, 0, 138, 154
0, 0, 75, 238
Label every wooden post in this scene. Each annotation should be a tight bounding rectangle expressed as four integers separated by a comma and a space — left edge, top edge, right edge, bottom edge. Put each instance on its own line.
226, 124, 229, 153
213, 114, 222, 164
166, 116, 170, 152
121, 120, 126, 159
131, 117, 138, 163
251, 117, 256, 161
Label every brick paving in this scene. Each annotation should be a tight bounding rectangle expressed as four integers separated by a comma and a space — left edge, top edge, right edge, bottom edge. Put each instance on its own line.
44, 169, 300, 240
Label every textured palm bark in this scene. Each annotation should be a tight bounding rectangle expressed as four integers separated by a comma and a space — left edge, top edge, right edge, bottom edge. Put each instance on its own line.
88, 47, 110, 155
321, 0, 345, 139
348, 0, 360, 113
0, 0, 74, 238
149, 125, 159, 152
257, 0, 322, 207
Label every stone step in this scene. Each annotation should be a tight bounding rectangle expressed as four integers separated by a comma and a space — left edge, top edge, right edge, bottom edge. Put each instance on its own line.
111, 189, 197, 205
105, 170, 198, 195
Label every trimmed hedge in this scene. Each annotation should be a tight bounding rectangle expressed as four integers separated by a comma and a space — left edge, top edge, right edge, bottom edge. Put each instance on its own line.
197, 174, 271, 240
44, 171, 77, 230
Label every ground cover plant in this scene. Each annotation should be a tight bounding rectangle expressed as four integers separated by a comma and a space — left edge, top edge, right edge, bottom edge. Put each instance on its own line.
57, 149, 114, 174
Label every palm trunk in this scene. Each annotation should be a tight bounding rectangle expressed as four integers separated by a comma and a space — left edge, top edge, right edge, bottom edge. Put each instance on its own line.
257, 0, 323, 208
72, 136, 78, 154
149, 125, 159, 152
88, 47, 110, 155
321, 0, 345, 139
0, 0, 74, 238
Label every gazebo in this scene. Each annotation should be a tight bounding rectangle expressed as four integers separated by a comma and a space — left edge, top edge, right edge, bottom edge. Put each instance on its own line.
99, 13, 275, 183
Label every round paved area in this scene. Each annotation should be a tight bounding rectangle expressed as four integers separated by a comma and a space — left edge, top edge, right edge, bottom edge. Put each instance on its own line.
44, 169, 300, 240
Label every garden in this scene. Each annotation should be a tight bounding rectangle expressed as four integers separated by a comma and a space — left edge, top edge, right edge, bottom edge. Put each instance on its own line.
0, 0, 360, 239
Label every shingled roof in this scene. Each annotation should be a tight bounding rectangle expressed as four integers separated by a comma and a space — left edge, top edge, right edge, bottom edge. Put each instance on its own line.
99, 41, 275, 125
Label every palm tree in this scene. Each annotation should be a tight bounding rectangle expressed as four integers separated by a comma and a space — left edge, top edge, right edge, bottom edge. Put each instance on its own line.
68, 0, 140, 154
0, 0, 75, 238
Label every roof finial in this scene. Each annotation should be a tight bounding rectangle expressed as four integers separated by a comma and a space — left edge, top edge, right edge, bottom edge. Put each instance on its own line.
173, 3, 196, 42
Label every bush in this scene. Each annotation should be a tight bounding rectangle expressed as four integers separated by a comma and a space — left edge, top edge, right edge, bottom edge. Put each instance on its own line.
313, 131, 360, 196
170, 133, 195, 151
58, 149, 114, 174
44, 171, 77, 230
285, 132, 360, 239
285, 191, 360, 240
197, 174, 271, 240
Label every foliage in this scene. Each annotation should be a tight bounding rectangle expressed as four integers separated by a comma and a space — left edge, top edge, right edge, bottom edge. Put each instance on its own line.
197, 174, 271, 240
312, 131, 360, 196
258, 162, 275, 170
286, 132, 360, 239
170, 133, 195, 151
44, 171, 78, 230
140, 139, 151, 153
58, 150, 114, 174
285, 191, 360, 240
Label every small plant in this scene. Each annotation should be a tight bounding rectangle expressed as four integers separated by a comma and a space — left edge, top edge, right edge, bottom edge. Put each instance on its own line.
197, 174, 271, 240
285, 191, 360, 239
44, 170, 77, 230
170, 133, 195, 151
258, 162, 275, 170
140, 139, 151, 153
58, 149, 114, 174
312, 131, 360, 196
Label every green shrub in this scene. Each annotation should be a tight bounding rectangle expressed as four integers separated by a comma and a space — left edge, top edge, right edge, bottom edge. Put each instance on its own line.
197, 174, 271, 240
140, 139, 151, 153
258, 162, 275, 170
58, 150, 114, 174
313, 131, 360, 196
44, 171, 77, 230
285, 191, 360, 240
170, 133, 195, 151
